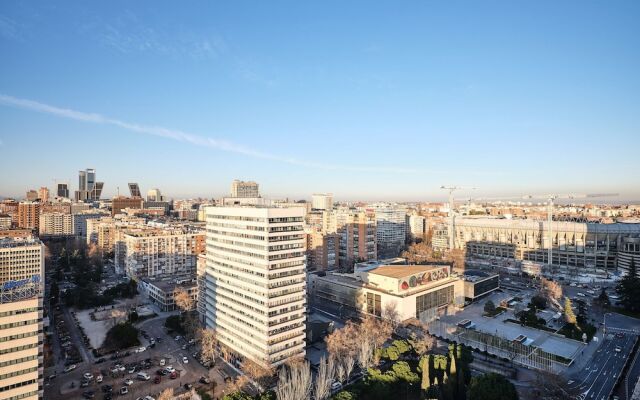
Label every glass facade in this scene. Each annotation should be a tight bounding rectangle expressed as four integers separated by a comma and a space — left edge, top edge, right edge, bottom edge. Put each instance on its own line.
415, 285, 454, 318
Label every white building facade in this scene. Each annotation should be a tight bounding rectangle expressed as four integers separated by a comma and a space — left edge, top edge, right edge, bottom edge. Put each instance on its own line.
204, 206, 307, 368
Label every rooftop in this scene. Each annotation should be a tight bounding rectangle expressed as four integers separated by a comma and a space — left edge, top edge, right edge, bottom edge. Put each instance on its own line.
369, 264, 444, 279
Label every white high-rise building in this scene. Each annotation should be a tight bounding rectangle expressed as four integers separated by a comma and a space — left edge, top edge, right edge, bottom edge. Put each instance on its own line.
373, 204, 407, 258
0, 236, 45, 400
311, 193, 333, 211
204, 206, 307, 368
230, 180, 260, 198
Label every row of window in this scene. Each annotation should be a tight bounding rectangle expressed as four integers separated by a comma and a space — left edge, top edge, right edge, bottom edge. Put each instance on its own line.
0, 367, 37, 382
0, 379, 37, 393
5, 389, 38, 400
0, 331, 39, 343
0, 343, 38, 355
0, 307, 39, 318
0, 320, 39, 331
0, 355, 38, 368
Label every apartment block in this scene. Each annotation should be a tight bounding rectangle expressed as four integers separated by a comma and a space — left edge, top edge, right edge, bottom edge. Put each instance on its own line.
17, 202, 40, 231
72, 210, 109, 239
38, 213, 73, 237
0, 237, 45, 400
111, 197, 144, 216
115, 226, 205, 278
407, 214, 426, 240
306, 230, 339, 271
311, 193, 333, 211
373, 204, 407, 258
204, 206, 306, 368
335, 208, 377, 268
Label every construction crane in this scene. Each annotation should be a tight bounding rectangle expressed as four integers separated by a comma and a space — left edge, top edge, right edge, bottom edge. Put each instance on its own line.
440, 186, 476, 250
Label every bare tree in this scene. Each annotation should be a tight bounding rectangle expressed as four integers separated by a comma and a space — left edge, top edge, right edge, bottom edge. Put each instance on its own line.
334, 361, 346, 385
408, 330, 435, 357
383, 301, 401, 331
342, 353, 355, 383
314, 356, 334, 400
356, 335, 374, 371
174, 287, 194, 311
275, 361, 312, 400
243, 358, 276, 391
158, 388, 174, 400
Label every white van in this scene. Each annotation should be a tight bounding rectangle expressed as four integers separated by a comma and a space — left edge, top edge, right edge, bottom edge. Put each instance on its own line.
137, 372, 150, 381
159, 359, 165, 366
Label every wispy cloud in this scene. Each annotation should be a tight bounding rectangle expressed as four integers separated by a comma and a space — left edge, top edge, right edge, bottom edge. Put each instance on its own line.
0, 94, 433, 174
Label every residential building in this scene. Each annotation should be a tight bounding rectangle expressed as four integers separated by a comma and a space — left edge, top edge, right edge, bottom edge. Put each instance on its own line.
373, 204, 407, 258
40, 203, 71, 215
72, 210, 109, 238
25, 190, 38, 202
115, 225, 205, 278
335, 208, 377, 268
111, 196, 144, 216
39, 213, 73, 237
309, 263, 463, 322
204, 206, 307, 368
17, 202, 40, 231
306, 231, 339, 271
311, 193, 333, 211
0, 214, 11, 229
407, 214, 426, 240
230, 180, 259, 198
0, 236, 45, 400
196, 254, 207, 323
37, 187, 49, 203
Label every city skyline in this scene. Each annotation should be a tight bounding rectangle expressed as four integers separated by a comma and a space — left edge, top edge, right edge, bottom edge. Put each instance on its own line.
1, 2, 639, 200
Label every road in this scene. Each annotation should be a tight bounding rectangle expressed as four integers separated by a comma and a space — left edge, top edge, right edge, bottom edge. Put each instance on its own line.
569, 331, 636, 400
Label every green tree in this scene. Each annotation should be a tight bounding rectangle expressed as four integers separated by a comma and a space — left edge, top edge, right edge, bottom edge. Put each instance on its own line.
616, 259, 640, 312
468, 373, 518, 400
102, 322, 139, 351
419, 355, 431, 391
392, 361, 419, 383
333, 391, 355, 400
564, 298, 577, 325
484, 300, 496, 314
597, 288, 610, 307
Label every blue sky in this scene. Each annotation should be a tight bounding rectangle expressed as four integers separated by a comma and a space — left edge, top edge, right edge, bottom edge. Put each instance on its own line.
0, 1, 639, 201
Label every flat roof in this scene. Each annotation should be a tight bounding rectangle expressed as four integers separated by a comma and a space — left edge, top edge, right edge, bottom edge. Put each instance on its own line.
370, 265, 444, 279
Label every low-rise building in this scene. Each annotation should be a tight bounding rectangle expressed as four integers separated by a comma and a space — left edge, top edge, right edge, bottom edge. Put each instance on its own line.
461, 270, 500, 303
310, 263, 463, 322
138, 274, 198, 312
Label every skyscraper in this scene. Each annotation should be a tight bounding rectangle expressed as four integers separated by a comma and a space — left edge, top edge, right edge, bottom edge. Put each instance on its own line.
76, 168, 104, 201
204, 206, 306, 368
56, 183, 69, 198
146, 188, 163, 202
0, 236, 45, 400
128, 183, 142, 198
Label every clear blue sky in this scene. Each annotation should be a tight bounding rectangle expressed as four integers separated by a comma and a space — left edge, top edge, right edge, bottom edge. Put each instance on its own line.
1, 1, 639, 201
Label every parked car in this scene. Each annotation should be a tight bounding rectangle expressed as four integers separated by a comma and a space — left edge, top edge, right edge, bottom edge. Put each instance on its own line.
96, 375, 103, 383
154, 376, 161, 384
135, 346, 146, 353
83, 372, 94, 380
331, 381, 342, 391
63, 364, 77, 373
175, 336, 182, 341
137, 372, 150, 381
199, 376, 211, 384
182, 356, 189, 364
184, 383, 193, 390
159, 359, 166, 366
120, 387, 128, 395
164, 366, 175, 373
101, 385, 112, 393
82, 391, 95, 399
169, 372, 178, 380
124, 379, 134, 386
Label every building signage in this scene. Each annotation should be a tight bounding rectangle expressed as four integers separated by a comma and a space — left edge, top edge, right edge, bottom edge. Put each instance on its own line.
2, 274, 40, 291
400, 267, 449, 291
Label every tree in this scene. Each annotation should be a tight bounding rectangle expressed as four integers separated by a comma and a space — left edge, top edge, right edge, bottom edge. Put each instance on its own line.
274, 361, 312, 400
200, 328, 217, 362
616, 258, 640, 312
468, 373, 518, 400
564, 298, 577, 326
419, 355, 431, 391
102, 322, 139, 351
484, 300, 496, 314
314, 356, 334, 400
174, 287, 194, 311
530, 295, 547, 310
158, 388, 174, 400
407, 331, 434, 357
332, 392, 355, 400
596, 288, 610, 308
